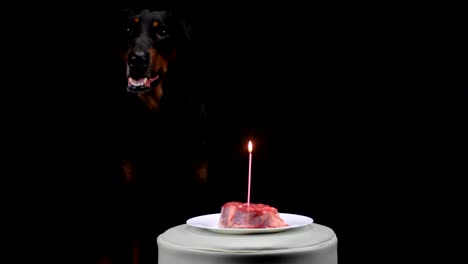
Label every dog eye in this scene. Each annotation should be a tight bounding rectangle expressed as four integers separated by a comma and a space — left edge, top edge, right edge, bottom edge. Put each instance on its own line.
158, 29, 168, 36
154, 25, 168, 37
126, 24, 135, 35
126, 17, 140, 36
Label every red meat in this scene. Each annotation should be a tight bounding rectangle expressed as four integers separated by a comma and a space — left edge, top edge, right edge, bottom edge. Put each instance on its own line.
218, 202, 288, 228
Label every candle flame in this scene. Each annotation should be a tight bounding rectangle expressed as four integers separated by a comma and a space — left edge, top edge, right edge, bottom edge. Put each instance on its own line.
248, 141, 253, 153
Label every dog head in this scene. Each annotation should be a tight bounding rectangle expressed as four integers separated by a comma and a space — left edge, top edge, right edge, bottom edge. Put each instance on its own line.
123, 9, 191, 111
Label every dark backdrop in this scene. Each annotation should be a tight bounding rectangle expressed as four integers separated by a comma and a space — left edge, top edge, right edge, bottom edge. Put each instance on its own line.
49, 1, 466, 264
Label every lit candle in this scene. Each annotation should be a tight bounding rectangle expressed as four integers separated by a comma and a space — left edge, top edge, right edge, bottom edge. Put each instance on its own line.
247, 140, 253, 206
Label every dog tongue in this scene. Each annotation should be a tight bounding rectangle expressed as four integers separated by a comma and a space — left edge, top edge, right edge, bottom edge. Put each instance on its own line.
145, 75, 159, 87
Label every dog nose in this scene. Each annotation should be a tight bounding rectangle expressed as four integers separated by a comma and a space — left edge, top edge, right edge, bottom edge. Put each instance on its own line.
128, 51, 150, 76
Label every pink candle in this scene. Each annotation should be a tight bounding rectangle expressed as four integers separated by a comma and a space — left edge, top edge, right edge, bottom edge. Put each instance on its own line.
247, 140, 253, 206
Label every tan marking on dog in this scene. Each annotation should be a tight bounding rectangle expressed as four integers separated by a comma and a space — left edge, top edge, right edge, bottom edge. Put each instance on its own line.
137, 83, 163, 111
122, 159, 136, 183
196, 161, 209, 184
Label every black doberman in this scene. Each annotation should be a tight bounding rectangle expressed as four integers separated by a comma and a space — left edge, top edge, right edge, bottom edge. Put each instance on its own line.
95, 9, 209, 264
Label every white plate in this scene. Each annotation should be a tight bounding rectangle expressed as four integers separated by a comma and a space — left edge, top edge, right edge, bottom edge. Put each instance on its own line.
186, 213, 313, 234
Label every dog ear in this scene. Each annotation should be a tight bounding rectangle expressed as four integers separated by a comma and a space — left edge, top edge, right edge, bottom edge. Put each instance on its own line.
168, 11, 193, 42
178, 17, 192, 41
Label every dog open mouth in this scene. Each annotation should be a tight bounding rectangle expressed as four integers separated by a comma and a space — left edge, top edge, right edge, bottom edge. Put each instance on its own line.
127, 75, 161, 94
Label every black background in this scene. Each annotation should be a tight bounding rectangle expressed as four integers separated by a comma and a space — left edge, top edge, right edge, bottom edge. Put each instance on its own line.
49, 1, 466, 264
